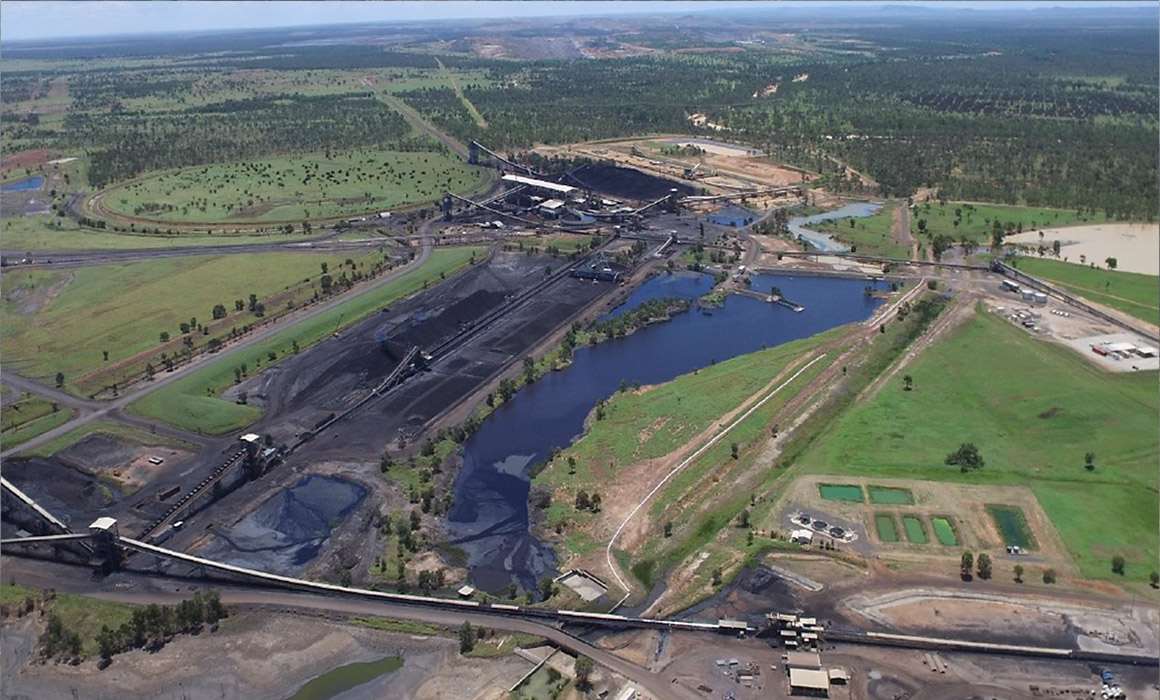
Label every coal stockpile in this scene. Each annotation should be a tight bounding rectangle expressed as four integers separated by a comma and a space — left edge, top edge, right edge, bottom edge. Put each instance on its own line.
268, 254, 545, 413
572, 164, 697, 201
2, 458, 120, 529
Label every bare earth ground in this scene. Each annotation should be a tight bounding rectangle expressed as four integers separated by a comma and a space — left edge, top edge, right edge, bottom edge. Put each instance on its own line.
1, 610, 532, 700
1005, 223, 1160, 275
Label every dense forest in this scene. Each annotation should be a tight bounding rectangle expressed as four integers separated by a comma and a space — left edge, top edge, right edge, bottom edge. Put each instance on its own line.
2, 8, 1155, 217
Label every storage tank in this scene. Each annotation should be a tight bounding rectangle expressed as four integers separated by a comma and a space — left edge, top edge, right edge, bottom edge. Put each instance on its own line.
1033, 292, 1048, 305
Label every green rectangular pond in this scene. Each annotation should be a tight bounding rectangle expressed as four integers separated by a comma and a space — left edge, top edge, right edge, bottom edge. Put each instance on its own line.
901, 515, 928, 544
932, 517, 957, 546
874, 513, 900, 542
986, 505, 1036, 549
868, 486, 915, 505
819, 483, 864, 502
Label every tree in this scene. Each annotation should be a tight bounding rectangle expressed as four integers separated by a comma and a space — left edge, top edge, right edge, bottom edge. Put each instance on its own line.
960, 551, 974, 579
160, 331, 170, 343
663, 521, 673, 538
575, 655, 595, 690
538, 577, 556, 601
1084, 451, 1095, 471
1112, 555, 1125, 575
730, 442, 739, 459
1042, 568, 1057, 584
1052, 239, 1061, 257
945, 443, 984, 472
55, 372, 65, 388
1014, 564, 1024, 583
1105, 257, 1117, 270
903, 374, 913, 391
737, 509, 750, 528
212, 304, 227, 320
459, 621, 475, 654
711, 567, 723, 585
1150, 571, 1158, 588
235, 299, 245, 312
575, 490, 590, 511
977, 553, 992, 580
590, 493, 601, 512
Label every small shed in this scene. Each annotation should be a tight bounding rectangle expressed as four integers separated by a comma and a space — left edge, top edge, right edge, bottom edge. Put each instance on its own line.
789, 667, 829, 696
828, 668, 849, 685
457, 585, 475, 598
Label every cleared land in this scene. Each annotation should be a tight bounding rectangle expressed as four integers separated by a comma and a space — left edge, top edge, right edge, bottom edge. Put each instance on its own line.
796, 308, 1158, 579
803, 203, 908, 258
128, 247, 482, 434
100, 148, 487, 224
1, 249, 398, 395
1013, 257, 1159, 324
912, 202, 1110, 244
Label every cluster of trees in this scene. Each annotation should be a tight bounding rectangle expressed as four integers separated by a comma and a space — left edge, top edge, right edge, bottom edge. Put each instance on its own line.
945, 442, 985, 473
96, 593, 226, 664
589, 296, 690, 342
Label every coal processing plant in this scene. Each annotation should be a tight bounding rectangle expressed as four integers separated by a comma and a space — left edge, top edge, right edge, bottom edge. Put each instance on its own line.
443, 140, 801, 230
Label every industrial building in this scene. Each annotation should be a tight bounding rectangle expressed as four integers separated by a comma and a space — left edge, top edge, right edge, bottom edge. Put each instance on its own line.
789, 667, 830, 696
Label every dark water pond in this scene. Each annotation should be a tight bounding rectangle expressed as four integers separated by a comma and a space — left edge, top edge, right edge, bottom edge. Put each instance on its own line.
446, 271, 885, 591
1, 176, 44, 192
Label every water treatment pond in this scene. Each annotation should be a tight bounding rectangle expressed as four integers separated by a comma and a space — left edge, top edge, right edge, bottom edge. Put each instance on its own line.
789, 202, 881, 252
868, 486, 914, 505
932, 517, 958, 546
819, 484, 865, 502
447, 271, 886, 591
987, 505, 1035, 549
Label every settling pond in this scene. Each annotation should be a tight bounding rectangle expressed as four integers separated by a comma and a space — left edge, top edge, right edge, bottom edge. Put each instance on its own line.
447, 270, 886, 591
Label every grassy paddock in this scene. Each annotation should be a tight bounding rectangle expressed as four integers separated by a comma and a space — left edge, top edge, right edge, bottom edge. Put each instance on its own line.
805, 203, 907, 257
797, 308, 1157, 579
128, 247, 483, 434
1, 248, 396, 394
912, 201, 1109, 244
0, 215, 325, 250
0, 393, 75, 447
101, 148, 487, 224
1, 584, 134, 657
1013, 257, 1158, 324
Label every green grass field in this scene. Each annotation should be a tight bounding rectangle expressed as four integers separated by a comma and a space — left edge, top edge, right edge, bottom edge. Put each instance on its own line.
1013, 257, 1158, 325
796, 308, 1158, 579
0, 392, 75, 447
101, 148, 487, 224
128, 247, 483, 434
0, 215, 326, 250
1, 249, 393, 395
912, 202, 1109, 244
805, 203, 907, 257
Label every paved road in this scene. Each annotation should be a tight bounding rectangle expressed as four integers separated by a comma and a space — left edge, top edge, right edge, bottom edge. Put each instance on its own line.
0, 238, 434, 459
